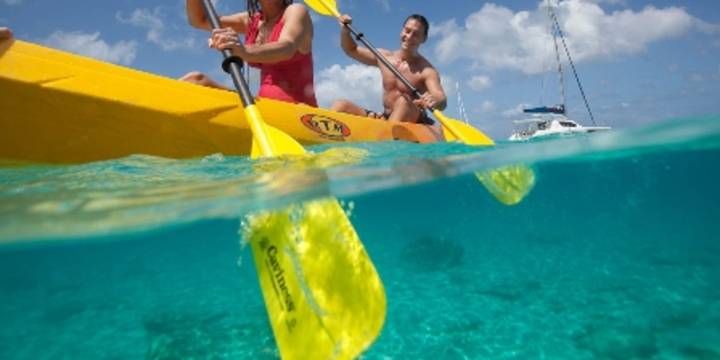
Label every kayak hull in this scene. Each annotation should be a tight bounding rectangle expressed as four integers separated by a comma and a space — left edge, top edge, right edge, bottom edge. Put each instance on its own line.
0, 39, 444, 164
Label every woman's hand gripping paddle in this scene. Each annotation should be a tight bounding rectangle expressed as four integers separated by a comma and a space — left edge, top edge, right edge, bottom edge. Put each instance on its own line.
305, 0, 536, 205
200, 1, 386, 358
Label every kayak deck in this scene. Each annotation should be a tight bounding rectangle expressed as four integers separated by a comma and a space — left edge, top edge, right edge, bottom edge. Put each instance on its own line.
0, 39, 444, 164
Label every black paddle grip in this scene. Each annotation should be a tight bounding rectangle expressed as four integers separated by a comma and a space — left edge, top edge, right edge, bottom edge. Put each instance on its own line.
222, 55, 244, 74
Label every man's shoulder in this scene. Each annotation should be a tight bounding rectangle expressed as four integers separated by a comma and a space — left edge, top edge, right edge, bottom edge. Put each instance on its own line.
378, 48, 393, 57
416, 54, 438, 72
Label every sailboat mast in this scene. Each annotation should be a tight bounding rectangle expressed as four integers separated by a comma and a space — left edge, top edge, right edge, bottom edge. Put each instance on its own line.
549, 3, 567, 114
548, 1, 597, 125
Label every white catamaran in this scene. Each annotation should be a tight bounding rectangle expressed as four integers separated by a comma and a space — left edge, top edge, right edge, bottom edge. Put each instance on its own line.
509, 2, 611, 142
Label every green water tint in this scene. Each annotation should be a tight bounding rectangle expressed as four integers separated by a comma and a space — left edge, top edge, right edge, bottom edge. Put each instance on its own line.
0, 115, 719, 358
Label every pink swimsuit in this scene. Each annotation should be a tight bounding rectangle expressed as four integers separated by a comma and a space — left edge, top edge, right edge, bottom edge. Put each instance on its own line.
245, 11, 318, 107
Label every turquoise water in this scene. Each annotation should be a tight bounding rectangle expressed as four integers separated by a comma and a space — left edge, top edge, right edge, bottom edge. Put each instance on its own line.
1, 116, 719, 359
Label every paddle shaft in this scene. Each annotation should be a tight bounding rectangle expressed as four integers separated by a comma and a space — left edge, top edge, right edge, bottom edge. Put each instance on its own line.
201, 0, 274, 155
202, 0, 253, 106
343, 24, 425, 101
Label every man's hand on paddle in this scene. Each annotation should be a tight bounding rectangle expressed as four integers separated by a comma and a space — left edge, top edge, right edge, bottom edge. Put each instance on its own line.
209, 27, 247, 57
414, 92, 438, 110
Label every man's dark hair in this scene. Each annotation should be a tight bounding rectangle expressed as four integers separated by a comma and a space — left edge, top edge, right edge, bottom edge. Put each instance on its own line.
247, 0, 293, 16
404, 14, 429, 39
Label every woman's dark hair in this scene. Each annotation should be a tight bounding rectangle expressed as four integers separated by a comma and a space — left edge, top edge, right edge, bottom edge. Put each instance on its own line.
247, 0, 293, 16
404, 14, 429, 39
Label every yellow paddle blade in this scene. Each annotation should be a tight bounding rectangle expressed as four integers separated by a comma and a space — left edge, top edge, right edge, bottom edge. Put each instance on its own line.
429, 112, 536, 205
251, 147, 368, 174
307, 147, 368, 168
475, 164, 537, 206
245, 105, 305, 158
435, 112, 494, 146
244, 198, 386, 359
238, 62, 382, 357
304, 0, 339, 17
251, 124, 306, 159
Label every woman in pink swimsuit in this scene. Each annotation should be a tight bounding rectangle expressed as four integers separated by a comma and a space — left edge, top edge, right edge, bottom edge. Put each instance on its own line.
183, 0, 317, 107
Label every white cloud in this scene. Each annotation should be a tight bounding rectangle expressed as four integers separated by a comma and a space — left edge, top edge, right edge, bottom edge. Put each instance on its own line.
502, 103, 531, 118
689, 73, 704, 83
117, 8, 196, 51
467, 75, 492, 91
2, 0, 23, 5
375, 0, 390, 13
433, 1, 701, 74
693, 18, 720, 35
440, 74, 456, 95
41, 31, 137, 65
480, 100, 496, 113
592, 0, 627, 5
315, 64, 383, 109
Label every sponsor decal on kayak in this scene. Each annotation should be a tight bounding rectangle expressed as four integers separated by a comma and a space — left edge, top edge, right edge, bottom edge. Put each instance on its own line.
301, 114, 351, 141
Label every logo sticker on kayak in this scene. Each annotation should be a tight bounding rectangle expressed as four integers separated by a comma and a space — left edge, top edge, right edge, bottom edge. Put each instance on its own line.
301, 114, 351, 141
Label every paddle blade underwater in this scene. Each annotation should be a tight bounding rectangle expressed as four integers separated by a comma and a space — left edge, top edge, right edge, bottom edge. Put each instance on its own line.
476, 164, 536, 206
245, 147, 387, 359
198, 0, 387, 355
244, 198, 386, 359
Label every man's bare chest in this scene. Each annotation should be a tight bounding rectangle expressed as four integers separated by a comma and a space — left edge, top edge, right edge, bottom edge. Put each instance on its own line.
380, 60, 425, 90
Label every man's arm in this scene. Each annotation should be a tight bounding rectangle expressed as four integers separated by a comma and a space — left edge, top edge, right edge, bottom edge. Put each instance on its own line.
418, 68, 447, 111
338, 15, 378, 66
186, 0, 248, 32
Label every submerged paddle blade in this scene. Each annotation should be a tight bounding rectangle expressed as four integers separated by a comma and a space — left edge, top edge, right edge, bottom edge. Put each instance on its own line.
476, 164, 536, 206
245, 198, 386, 359
430, 114, 535, 205
304, 0, 339, 16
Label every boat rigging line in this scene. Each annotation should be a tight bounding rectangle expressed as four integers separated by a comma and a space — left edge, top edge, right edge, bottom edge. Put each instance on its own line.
548, 1, 597, 126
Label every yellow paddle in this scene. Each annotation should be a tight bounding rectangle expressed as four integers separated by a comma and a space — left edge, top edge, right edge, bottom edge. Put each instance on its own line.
200, 1, 385, 359
305, 0, 536, 205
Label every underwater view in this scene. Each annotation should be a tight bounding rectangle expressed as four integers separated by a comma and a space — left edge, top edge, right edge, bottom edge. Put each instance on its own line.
1, 115, 719, 359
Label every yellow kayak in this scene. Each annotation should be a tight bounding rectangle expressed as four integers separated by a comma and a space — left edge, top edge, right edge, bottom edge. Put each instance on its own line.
0, 39, 450, 164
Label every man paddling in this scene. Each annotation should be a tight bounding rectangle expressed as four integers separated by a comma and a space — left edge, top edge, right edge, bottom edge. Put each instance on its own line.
331, 15, 447, 124
182, 0, 318, 106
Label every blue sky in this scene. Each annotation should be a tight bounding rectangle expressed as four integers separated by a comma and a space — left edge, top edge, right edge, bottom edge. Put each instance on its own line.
2, 0, 719, 138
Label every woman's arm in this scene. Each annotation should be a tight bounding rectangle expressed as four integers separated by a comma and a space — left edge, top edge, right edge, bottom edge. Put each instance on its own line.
186, 0, 249, 33
215, 4, 311, 64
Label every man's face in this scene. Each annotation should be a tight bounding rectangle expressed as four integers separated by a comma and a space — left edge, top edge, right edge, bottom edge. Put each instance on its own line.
400, 19, 426, 51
